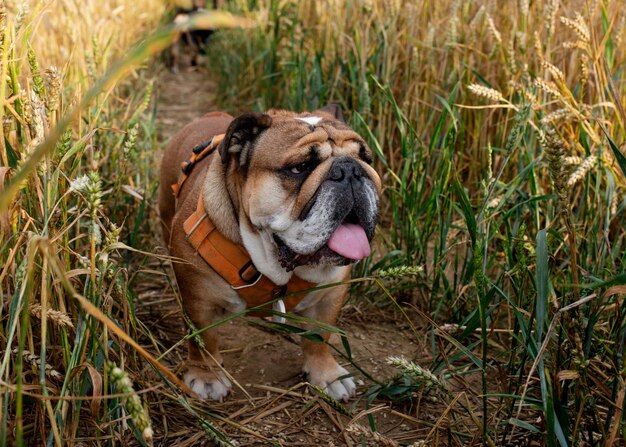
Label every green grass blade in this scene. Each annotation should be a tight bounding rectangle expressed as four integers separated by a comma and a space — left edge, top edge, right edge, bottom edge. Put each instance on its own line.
602, 127, 626, 178
535, 229, 548, 341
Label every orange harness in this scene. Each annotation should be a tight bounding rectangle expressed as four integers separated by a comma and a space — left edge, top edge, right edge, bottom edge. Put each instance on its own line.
172, 133, 316, 316
171, 133, 226, 198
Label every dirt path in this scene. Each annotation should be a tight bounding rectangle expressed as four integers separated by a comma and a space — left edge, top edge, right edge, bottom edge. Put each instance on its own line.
151, 66, 443, 446
157, 68, 219, 140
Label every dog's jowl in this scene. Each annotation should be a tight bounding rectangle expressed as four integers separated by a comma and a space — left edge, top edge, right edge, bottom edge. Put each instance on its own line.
159, 105, 381, 402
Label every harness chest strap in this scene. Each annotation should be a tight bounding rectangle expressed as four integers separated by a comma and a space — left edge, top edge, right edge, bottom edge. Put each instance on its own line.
182, 192, 317, 313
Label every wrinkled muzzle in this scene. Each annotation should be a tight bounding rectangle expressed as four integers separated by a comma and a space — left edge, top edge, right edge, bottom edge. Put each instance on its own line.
274, 156, 379, 271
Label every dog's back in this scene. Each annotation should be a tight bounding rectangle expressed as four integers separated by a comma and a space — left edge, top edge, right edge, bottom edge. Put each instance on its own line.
159, 111, 233, 245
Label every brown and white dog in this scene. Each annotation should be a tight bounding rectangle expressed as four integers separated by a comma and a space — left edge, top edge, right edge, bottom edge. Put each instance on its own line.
159, 105, 381, 402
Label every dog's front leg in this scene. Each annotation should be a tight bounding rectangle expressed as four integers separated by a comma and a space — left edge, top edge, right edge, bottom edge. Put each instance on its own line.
178, 281, 232, 402
299, 282, 356, 402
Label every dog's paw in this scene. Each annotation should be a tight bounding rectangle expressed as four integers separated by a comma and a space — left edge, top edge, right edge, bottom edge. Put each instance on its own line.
184, 367, 232, 402
304, 363, 356, 402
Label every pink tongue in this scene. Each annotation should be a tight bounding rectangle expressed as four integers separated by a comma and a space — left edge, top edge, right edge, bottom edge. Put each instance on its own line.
327, 224, 371, 260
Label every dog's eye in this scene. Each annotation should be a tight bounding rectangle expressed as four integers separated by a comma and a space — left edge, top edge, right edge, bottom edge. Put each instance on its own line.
287, 161, 314, 175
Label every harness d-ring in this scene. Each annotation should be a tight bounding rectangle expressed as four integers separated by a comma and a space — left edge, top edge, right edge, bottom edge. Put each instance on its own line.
272, 300, 286, 324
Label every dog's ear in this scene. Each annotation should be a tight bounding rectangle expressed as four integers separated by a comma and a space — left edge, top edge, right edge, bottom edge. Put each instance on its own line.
219, 112, 272, 168
316, 103, 345, 123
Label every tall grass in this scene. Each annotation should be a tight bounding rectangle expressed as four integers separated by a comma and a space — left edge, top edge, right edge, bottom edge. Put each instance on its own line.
0, 1, 254, 443
209, 0, 626, 444
0, 2, 171, 445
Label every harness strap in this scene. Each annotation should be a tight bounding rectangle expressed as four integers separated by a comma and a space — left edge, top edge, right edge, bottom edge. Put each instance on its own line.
181, 190, 316, 313
171, 133, 225, 198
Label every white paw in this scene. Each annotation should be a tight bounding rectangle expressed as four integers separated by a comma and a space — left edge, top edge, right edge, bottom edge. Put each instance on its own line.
305, 364, 356, 402
184, 367, 232, 402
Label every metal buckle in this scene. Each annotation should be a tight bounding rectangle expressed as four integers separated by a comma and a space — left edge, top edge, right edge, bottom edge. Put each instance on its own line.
181, 160, 193, 175
192, 139, 211, 154
238, 260, 262, 284
231, 260, 262, 290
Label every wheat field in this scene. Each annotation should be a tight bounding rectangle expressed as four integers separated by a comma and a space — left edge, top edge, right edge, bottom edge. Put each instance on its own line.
1, 0, 626, 445
210, 1, 626, 443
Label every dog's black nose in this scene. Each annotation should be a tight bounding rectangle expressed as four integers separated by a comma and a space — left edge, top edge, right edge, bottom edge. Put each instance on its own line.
328, 157, 363, 184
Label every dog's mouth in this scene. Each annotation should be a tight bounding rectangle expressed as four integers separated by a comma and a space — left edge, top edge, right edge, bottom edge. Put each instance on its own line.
273, 210, 372, 271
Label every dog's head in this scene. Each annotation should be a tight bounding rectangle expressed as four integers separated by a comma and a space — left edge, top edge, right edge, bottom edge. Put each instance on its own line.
218, 105, 381, 275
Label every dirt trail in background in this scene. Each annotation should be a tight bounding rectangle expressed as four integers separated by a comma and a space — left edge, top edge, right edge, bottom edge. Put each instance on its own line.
157, 68, 218, 140
153, 66, 433, 446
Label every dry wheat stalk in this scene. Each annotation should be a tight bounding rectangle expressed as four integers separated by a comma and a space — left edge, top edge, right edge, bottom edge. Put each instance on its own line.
346, 423, 399, 447
542, 60, 565, 82
534, 78, 562, 99
12, 348, 63, 381
468, 83, 504, 102
563, 156, 583, 165
486, 14, 502, 45
560, 13, 590, 45
611, 192, 619, 216
30, 303, 74, 328
540, 108, 574, 124
567, 154, 597, 186
545, 0, 559, 36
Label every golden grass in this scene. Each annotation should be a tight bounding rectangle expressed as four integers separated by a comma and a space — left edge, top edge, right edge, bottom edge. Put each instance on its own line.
212, 0, 626, 191
14, 0, 165, 79
207, 0, 626, 444
0, 1, 166, 445
0, 1, 257, 444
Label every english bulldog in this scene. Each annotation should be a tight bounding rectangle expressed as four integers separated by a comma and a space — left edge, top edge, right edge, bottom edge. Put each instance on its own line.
159, 105, 381, 402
